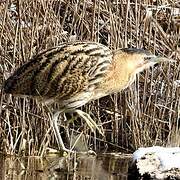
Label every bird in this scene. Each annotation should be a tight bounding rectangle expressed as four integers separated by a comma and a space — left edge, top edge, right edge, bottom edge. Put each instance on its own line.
3, 41, 171, 152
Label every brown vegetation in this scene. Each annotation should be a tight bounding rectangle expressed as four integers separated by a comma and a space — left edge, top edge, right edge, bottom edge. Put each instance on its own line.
0, 0, 179, 155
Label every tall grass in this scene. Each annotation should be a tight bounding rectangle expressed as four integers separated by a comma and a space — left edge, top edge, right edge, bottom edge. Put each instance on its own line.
0, 0, 179, 155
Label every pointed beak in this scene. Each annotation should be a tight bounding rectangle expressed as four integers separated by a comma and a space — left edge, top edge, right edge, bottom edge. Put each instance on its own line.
146, 55, 176, 64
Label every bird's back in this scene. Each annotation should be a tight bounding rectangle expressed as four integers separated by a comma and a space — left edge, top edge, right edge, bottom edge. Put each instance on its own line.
4, 42, 112, 107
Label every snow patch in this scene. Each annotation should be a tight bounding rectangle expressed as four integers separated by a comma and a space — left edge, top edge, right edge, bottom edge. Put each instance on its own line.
133, 146, 180, 171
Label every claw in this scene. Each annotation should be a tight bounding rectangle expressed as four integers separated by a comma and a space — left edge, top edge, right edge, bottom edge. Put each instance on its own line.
74, 109, 104, 136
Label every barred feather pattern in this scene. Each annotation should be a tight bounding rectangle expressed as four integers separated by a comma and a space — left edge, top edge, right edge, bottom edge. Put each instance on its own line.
4, 42, 113, 109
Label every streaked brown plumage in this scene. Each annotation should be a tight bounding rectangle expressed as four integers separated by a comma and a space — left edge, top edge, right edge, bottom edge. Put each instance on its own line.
4, 42, 112, 109
3, 41, 170, 152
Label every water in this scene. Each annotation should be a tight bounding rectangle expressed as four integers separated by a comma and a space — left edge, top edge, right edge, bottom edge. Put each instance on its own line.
0, 153, 132, 180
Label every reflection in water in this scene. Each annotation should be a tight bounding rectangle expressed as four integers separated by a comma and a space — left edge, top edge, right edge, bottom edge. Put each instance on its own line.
0, 153, 132, 180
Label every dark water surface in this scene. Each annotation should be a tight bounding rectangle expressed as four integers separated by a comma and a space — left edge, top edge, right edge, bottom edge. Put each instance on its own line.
0, 153, 132, 180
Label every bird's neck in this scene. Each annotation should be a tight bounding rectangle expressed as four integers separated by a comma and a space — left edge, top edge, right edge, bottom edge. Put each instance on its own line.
103, 53, 133, 93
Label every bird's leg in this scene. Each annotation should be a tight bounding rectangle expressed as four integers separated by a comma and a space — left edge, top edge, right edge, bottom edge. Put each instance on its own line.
51, 109, 103, 153
73, 109, 104, 136
51, 111, 74, 153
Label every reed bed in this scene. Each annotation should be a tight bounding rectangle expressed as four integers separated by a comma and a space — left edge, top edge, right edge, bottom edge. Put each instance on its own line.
0, 0, 179, 155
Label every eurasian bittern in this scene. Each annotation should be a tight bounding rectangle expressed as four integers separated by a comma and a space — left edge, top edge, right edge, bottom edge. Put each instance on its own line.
3, 41, 170, 152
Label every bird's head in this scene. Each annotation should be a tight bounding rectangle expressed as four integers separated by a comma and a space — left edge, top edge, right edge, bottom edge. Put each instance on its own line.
112, 48, 174, 88
119, 48, 172, 76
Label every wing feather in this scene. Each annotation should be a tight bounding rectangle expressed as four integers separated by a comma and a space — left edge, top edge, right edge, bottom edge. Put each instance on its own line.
3, 42, 113, 103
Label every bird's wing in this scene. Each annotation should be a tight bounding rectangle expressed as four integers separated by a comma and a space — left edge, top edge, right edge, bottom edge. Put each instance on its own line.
4, 42, 113, 101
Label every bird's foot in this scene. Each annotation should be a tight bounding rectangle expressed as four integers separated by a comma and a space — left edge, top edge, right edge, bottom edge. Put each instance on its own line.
74, 109, 104, 136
